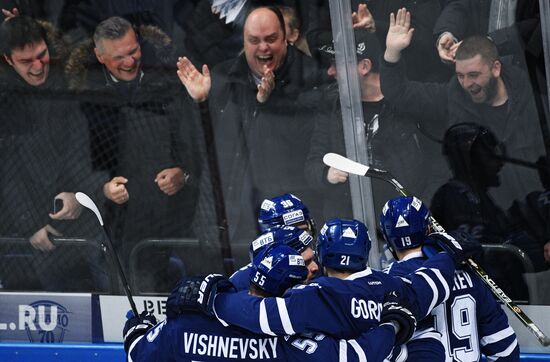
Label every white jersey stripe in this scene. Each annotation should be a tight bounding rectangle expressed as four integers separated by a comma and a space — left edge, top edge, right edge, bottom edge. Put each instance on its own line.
127, 334, 146, 362
430, 267, 450, 302
348, 339, 368, 362
212, 296, 229, 327
486, 338, 518, 361
339, 339, 348, 362
480, 326, 515, 346
276, 297, 296, 335
410, 328, 441, 341
416, 270, 439, 315
346, 267, 373, 280
259, 299, 276, 336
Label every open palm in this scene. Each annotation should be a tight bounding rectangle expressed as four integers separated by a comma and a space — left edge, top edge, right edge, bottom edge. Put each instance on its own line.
177, 57, 211, 102
386, 8, 414, 53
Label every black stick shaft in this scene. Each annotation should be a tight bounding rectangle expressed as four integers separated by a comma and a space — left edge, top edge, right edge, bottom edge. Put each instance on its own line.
102, 227, 138, 317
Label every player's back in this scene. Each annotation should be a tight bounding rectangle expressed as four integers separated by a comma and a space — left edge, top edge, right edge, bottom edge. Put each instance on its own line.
213, 252, 454, 338
432, 267, 520, 362
277, 267, 404, 338
384, 253, 445, 362
128, 312, 280, 361
128, 311, 396, 362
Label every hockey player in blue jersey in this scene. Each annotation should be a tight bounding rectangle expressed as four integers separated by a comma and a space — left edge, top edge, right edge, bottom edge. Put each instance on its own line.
124, 243, 417, 361
380, 196, 520, 362
230, 193, 319, 290
177, 218, 479, 344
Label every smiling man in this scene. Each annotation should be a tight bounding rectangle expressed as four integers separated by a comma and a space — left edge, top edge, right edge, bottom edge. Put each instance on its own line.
3, 37, 49, 86
65, 16, 200, 293
201, 6, 325, 246
0, 16, 109, 291
94, 24, 142, 82
0, 16, 53, 87
380, 8, 544, 208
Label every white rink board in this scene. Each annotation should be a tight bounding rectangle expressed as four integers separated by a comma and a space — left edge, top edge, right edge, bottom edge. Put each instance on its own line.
99, 295, 167, 342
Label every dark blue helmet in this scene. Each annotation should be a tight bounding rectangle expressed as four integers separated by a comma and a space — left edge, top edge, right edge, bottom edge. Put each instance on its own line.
380, 196, 430, 251
250, 243, 308, 296
249, 225, 314, 261
317, 218, 370, 272
258, 193, 315, 235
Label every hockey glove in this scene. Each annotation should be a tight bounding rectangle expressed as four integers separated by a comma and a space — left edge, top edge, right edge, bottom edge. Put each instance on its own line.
166, 276, 204, 319
423, 231, 482, 265
196, 274, 236, 317
379, 291, 416, 345
123, 310, 157, 352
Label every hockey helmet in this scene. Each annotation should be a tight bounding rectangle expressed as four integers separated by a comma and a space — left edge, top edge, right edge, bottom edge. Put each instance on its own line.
317, 218, 370, 272
380, 196, 430, 251
258, 193, 315, 236
249, 225, 314, 261
250, 243, 308, 296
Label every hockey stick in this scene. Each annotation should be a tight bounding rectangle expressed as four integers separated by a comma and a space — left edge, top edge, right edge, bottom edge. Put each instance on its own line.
75, 192, 138, 317
323, 152, 550, 346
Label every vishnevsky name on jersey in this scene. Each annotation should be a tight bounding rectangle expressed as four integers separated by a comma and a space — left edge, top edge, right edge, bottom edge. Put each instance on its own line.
183, 332, 278, 359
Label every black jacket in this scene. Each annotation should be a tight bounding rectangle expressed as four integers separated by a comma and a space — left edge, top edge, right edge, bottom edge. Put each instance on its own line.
207, 45, 324, 243
305, 83, 443, 222
0, 68, 99, 239
380, 56, 544, 207
65, 26, 201, 252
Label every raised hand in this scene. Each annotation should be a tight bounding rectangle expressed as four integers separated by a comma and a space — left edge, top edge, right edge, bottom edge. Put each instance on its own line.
2, 7, 19, 21
352, 3, 375, 33
437, 32, 458, 64
177, 56, 211, 102
256, 65, 275, 103
384, 7, 414, 63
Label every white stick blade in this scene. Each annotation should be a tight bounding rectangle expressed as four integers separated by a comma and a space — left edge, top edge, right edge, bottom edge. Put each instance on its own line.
75, 192, 104, 226
323, 153, 369, 176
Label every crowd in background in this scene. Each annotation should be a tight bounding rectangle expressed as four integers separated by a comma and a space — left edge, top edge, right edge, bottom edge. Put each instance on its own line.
0, 0, 548, 302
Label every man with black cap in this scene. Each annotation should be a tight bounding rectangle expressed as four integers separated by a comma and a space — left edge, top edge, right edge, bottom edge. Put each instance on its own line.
305, 29, 440, 221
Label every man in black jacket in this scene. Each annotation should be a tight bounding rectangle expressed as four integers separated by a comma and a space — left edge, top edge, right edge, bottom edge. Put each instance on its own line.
202, 6, 325, 246
381, 8, 544, 210
305, 29, 443, 223
66, 16, 201, 292
0, 16, 107, 291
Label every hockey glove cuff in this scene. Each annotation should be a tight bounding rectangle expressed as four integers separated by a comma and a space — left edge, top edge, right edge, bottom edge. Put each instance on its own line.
167, 276, 205, 319
424, 231, 482, 265
123, 311, 157, 352
197, 274, 236, 317
379, 292, 416, 345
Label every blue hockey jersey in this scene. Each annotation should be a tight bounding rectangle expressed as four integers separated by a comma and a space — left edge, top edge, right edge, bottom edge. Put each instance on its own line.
386, 252, 519, 361
127, 311, 398, 362
229, 263, 254, 292
383, 251, 447, 362
212, 252, 455, 339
